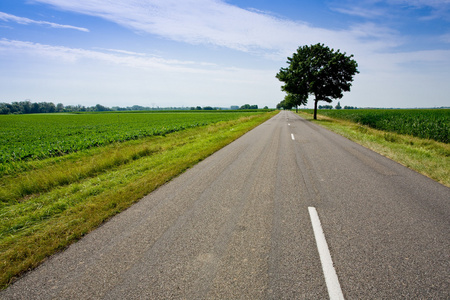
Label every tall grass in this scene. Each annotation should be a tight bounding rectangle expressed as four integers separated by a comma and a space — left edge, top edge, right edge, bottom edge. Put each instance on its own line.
0, 143, 161, 204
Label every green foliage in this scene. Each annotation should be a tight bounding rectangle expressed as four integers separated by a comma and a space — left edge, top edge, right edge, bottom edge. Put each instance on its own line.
0, 111, 261, 166
276, 99, 293, 110
276, 43, 358, 119
285, 93, 307, 112
0, 101, 110, 114
302, 109, 449, 143
240, 104, 258, 109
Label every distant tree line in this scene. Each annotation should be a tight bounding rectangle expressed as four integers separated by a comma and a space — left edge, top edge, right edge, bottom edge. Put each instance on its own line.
239, 104, 259, 109
190, 104, 261, 110
317, 102, 357, 110
190, 106, 217, 110
0, 101, 113, 114
0, 101, 266, 115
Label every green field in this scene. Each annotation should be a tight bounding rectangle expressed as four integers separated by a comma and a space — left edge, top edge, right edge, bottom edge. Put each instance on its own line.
0, 111, 263, 165
300, 109, 449, 143
0, 110, 276, 288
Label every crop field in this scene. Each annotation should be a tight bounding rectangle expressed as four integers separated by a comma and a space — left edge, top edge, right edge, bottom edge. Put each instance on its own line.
301, 109, 449, 143
0, 110, 277, 288
0, 111, 262, 169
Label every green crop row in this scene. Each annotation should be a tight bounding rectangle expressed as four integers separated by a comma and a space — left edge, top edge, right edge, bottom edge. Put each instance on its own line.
0, 111, 261, 166
303, 109, 449, 143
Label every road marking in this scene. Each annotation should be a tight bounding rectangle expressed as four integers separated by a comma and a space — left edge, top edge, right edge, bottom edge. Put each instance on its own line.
308, 207, 345, 300
291, 133, 295, 140
288, 123, 290, 126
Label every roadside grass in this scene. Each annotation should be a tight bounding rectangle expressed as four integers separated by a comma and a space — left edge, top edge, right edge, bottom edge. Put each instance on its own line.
0, 111, 277, 289
296, 111, 449, 187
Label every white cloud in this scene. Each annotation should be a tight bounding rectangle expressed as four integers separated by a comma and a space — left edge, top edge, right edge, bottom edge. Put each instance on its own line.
0, 38, 220, 72
0, 11, 89, 32
30, 0, 299, 55
31, 0, 397, 59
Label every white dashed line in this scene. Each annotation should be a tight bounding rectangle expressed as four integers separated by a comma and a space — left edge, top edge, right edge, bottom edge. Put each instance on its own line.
291, 133, 295, 140
308, 207, 345, 300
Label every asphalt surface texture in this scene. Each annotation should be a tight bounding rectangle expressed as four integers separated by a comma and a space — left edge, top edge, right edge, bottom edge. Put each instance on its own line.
2, 111, 449, 299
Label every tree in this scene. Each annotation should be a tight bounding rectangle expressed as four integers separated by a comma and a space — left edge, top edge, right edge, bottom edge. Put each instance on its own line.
335, 101, 342, 109
285, 93, 307, 113
95, 104, 107, 111
276, 99, 293, 110
56, 103, 65, 112
240, 104, 258, 109
276, 43, 358, 119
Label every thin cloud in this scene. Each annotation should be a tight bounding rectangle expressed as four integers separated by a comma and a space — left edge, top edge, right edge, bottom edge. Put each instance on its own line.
0, 11, 89, 32
331, 6, 385, 19
31, 0, 302, 53
0, 38, 233, 73
31, 0, 397, 59
333, 0, 450, 21
440, 33, 450, 43
386, 0, 450, 10
93, 47, 147, 56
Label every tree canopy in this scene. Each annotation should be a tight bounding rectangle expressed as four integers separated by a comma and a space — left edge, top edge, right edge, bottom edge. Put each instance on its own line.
276, 43, 359, 119
277, 93, 307, 112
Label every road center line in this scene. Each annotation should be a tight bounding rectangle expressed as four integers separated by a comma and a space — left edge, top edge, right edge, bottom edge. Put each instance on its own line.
308, 207, 345, 300
291, 133, 295, 140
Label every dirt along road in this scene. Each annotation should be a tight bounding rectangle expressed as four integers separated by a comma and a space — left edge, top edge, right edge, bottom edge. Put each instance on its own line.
2, 111, 449, 299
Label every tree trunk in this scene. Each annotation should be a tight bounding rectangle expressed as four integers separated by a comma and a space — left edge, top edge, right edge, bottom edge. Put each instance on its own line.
295, 105, 298, 113
314, 100, 318, 120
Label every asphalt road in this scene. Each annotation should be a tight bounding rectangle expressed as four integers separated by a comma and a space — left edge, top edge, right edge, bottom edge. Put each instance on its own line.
2, 111, 449, 299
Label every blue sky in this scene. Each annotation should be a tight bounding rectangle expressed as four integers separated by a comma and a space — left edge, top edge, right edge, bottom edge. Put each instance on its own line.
1, 0, 449, 109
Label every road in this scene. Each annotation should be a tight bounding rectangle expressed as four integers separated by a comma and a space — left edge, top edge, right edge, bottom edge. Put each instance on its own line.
1, 111, 449, 299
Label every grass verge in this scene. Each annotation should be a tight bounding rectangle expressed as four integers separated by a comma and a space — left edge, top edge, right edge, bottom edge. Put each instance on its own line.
0, 111, 277, 289
296, 111, 449, 187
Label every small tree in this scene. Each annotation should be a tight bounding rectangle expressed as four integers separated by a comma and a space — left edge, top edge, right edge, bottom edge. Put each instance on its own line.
56, 103, 65, 112
276, 99, 293, 110
276, 43, 358, 119
335, 101, 342, 109
285, 93, 307, 113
